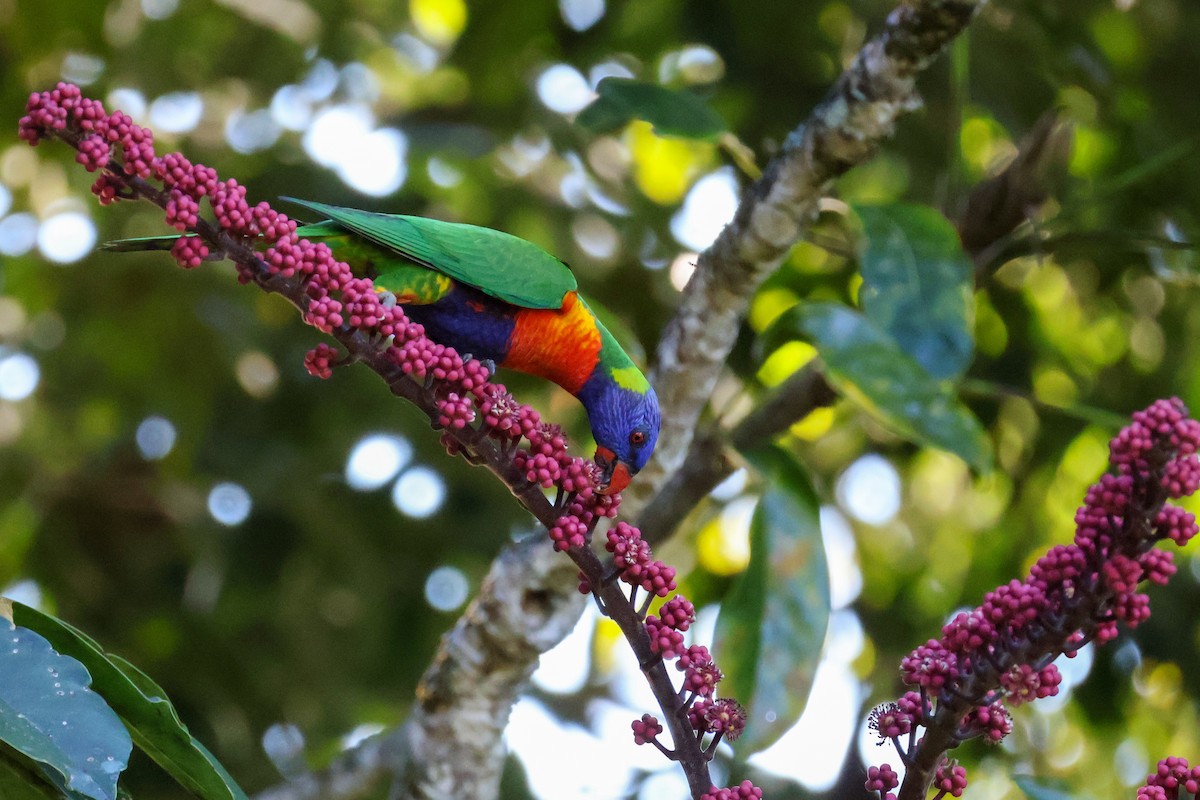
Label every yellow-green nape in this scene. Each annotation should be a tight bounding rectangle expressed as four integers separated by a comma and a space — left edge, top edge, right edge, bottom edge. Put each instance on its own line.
609, 365, 650, 393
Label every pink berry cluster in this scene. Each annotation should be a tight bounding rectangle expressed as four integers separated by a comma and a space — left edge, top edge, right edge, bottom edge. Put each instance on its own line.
1138, 757, 1200, 800
867, 399, 1200, 797
862, 758, 966, 800
699, 781, 763, 800
20, 83, 157, 202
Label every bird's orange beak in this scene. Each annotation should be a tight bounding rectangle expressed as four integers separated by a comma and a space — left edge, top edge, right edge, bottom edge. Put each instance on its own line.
594, 446, 633, 495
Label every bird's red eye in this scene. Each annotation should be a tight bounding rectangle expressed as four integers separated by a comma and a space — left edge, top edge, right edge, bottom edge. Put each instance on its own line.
630, 430, 646, 446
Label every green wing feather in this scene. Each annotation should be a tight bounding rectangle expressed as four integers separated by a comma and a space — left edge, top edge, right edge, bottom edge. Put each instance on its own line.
99, 235, 180, 252
282, 197, 577, 310
99, 222, 341, 252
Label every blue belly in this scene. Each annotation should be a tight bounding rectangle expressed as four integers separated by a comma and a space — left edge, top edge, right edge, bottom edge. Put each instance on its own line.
402, 285, 517, 363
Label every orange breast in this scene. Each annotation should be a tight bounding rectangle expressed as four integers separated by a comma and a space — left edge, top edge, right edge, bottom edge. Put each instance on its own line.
504, 291, 601, 395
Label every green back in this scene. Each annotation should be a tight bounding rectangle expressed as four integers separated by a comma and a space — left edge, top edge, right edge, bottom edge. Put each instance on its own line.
283, 198, 577, 310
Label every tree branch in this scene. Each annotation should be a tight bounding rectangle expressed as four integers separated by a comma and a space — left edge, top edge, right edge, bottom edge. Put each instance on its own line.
247, 1, 988, 796
622, 0, 987, 521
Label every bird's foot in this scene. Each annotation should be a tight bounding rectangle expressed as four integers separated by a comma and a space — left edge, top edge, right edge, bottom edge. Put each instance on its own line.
509, 473, 536, 494
461, 445, 488, 466
461, 353, 497, 378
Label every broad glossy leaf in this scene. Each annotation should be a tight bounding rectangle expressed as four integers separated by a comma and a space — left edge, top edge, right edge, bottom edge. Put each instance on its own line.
576, 78, 725, 141
12, 604, 248, 800
773, 302, 992, 471
713, 447, 829, 754
854, 203, 975, 379
0, 619, 131, 800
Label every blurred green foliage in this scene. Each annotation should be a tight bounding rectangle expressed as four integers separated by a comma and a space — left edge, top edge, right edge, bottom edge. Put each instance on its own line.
4, 0, 1200, 797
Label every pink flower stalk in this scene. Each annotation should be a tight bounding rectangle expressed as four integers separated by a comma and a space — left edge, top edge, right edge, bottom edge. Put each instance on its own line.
868, 398, 1200, 799
22, 83, 754, 799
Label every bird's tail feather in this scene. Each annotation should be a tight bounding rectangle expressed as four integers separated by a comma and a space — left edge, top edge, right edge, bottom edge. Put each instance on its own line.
99, 234, 192, 252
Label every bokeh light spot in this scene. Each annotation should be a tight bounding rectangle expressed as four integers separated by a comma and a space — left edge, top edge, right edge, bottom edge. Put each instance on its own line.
0, 352, 40, 401
270, 85, 314, 131
225, 108, 282, 154
235, 351, 280, 398
571, 214, 619, 260
537, 64, 594, 114
837, 454, 901, 525
208, 482, 252, 526
135, 415, 177, 461
345, 434, 413, 491
676, 44, 725, 84
0, 298, 26, 338
424, 565, 469, 611
62, 53, 106, 86
303, 107, 408, 196
391, 466, 446, 518
670, 167, 738, 250
427, 156, 462, 188
341, 129, 408, 196
107, 88, 147, 121
37, 212, 96, 263
0, 213, 39, 257
150, 92, 203, 133
304, 105, 372, 167
261, 723, 306, 779
141, 0, 179, 19
559, 0, 605, 31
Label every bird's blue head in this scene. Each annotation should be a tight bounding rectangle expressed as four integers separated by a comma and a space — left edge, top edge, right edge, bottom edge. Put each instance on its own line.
582, 376, 661, 495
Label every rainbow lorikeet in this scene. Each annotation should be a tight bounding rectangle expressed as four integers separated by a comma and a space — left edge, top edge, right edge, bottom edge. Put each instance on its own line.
104, 198, 660, 494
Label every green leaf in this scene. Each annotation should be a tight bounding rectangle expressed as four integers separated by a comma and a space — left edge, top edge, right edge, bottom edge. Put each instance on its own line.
0, 619, 131, 800
713, 447, 830, 754
0, 742, 85, 799
854, 203, 975, 380
772, 302, 992, 471
576, 78, 725, 141
11, 604, 248, 800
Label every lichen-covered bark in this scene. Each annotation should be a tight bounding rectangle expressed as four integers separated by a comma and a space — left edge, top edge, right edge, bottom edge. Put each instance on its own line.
400, 541, 585, 800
